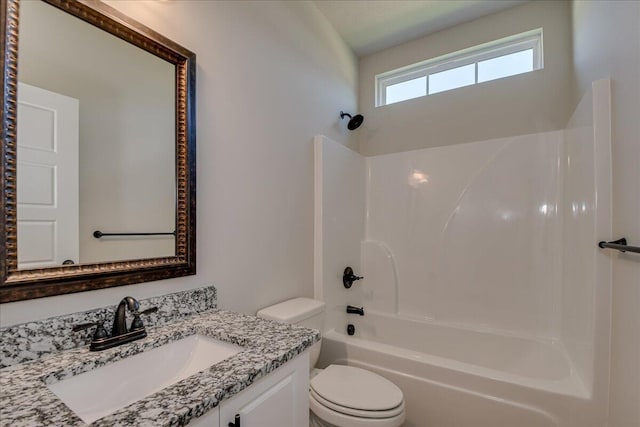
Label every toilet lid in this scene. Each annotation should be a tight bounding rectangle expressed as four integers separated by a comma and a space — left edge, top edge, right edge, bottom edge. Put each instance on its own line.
310, 365, 403, 412
310, 388, 405, 419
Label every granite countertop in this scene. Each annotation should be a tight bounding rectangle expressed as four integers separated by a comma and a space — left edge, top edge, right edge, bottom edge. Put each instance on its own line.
0, 309, 320, 426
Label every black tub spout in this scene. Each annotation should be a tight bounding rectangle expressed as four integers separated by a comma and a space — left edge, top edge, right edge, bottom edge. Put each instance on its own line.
346, 305, 364, 316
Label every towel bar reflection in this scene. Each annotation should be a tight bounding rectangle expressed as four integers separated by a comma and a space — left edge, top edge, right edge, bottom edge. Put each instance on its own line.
93, 230, 176, 239
598, 238, 640, 254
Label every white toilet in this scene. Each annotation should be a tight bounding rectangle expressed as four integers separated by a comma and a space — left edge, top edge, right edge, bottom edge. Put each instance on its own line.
257, 298, 406, 427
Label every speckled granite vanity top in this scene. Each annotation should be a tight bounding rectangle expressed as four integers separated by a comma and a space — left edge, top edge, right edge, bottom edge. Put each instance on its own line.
0, 309, 319, 426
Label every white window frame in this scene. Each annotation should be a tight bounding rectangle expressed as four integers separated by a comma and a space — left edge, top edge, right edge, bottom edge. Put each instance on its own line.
376, 28, 543, 107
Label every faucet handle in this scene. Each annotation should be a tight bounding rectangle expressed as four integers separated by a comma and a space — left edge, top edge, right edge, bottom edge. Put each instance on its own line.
343, 267, 364, 289
72, 322, 98, 332
139, 306, 158, 316
131, 306, 158, 331
73, 321, 108, 340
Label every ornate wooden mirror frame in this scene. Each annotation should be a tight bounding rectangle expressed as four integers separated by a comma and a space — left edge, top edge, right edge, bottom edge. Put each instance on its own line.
0, 0, 196, 302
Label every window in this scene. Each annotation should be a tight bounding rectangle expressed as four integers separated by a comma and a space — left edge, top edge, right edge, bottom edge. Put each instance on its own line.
376, 29, 543, 107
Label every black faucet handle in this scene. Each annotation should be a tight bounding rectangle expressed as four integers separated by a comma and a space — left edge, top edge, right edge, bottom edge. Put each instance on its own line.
130, 306, 158, 331
343, 267, 364, 289
73, 321, 108, 340
139, 306, 158, 316
72, 322, 99, 332
130, 314, 144, 331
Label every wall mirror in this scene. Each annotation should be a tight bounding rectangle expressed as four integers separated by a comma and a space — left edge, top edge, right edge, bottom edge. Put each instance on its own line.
1, 0, 196, 302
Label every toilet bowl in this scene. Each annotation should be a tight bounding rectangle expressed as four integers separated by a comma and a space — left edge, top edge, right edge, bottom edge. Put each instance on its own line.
257, 298, 405, 427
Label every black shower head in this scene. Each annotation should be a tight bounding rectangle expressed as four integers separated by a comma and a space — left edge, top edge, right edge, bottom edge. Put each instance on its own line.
340, 111, 364, 130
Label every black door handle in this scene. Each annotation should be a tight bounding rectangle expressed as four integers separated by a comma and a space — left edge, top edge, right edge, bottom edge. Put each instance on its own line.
62, 259, 75, 265
228, 414, 240, 427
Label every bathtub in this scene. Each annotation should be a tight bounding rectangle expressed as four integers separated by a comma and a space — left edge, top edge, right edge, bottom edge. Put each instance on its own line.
317, 311, 597, 427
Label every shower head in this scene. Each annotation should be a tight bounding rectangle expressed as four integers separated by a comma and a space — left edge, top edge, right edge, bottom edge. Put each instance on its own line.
340, 111, 364, 130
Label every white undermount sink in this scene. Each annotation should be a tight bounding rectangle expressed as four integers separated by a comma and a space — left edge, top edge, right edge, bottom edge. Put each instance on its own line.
47, 334, 244, 424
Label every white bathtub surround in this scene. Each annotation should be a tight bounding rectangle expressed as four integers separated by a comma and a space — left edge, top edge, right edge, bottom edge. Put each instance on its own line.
561, 79, 612, 403
314, 136, 366, 334
365, 131, 564, 338
314, 80, 612, 426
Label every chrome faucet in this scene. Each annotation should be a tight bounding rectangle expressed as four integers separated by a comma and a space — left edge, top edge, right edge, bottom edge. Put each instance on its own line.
112, 296, 141, 336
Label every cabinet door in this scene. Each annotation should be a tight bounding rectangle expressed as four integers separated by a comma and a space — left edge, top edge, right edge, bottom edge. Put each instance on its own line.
220, 352, 309, 427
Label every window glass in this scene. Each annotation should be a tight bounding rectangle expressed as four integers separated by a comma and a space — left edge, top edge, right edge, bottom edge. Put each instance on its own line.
428, 64, 475, 94
375, 29, 542, 107
477, 49, 534, 83
385, 76, 427, 105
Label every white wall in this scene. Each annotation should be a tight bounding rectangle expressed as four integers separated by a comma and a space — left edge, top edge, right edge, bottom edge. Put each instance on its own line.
18, 0, 176, 264
357, 0, 574, 156
571, 2, 640, 426
0, 0, 357, 326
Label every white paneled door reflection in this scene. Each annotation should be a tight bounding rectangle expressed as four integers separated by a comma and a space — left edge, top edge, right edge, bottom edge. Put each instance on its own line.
17, 82, 79, 269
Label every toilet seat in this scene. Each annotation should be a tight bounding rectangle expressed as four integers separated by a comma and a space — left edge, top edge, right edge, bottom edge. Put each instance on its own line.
310, 388, 405, 418
310, 365, 405, 426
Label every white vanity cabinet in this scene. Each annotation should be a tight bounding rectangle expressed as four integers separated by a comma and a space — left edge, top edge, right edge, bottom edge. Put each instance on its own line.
221, 351, 309, 427
189, 352, 309, 427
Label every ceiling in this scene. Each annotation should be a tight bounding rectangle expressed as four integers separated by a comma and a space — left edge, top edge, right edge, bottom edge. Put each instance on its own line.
312, 0, 528, 57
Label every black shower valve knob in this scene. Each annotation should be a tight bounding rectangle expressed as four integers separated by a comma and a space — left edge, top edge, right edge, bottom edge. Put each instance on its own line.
343, 266, 363, 288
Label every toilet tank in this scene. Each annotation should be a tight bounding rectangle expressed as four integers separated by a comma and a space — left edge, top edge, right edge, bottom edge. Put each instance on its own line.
257, 297, 325, 329
257, 298, 325, 369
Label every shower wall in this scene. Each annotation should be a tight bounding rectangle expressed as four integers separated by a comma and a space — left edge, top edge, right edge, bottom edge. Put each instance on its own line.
315, 129, 566, 339
561, 79, 611, 395
364, 132, 564, 338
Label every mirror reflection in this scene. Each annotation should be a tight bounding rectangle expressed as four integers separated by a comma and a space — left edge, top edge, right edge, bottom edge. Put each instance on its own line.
16, 0, 176, 269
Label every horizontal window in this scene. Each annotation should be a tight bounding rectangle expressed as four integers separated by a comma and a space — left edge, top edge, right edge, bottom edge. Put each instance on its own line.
386, 76, 427, 104
376, 28, 543, 107
477, 49, 534, 83
429, 63, 475, 95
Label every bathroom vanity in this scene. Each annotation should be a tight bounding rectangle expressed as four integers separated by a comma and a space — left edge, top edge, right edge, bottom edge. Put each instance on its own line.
0, 302, 318, 426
